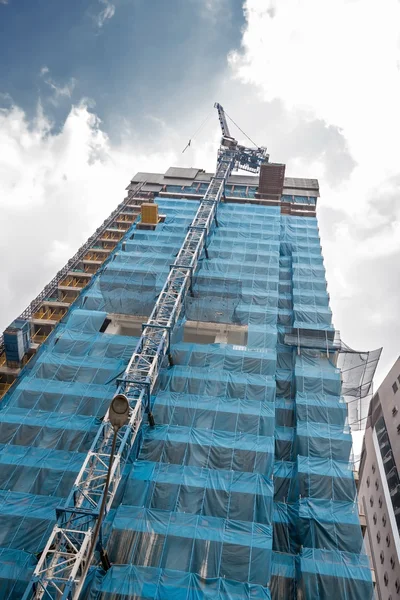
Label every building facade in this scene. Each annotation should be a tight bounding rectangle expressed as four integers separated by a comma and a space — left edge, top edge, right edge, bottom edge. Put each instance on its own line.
359, 357, 400, 599
0, 163, 374, 598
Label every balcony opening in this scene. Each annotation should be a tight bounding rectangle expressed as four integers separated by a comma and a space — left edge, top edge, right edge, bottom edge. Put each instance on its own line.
102, 314, 248, 346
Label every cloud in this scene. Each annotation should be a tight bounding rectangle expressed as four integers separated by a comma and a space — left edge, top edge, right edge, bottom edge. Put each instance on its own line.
204, 0, 226, 13
95, 0, 116, 28
210, 85, 357, 189
0, 0, 9, 5
230, 0, 400, 176
227, 0, 400, 387
192, 0, 230, 24
0, 101, 178, 332
39, 67, 77, 105
46, 78, 77, 102
0, 92, 13, 106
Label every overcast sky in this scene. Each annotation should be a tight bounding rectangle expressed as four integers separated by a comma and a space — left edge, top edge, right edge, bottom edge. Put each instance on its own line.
0, 0, 399, 392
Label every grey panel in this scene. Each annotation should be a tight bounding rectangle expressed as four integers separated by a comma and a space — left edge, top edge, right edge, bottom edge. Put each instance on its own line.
165, 167, 201, 180
282, 188, 319, 198
143, 184, 163, 192
227, 174, 259, 185
284, 177, 319, 191
129, 172, 165, 185
194, 172, 213, 182
194, 172, 259, 186
161, 178, 199, 186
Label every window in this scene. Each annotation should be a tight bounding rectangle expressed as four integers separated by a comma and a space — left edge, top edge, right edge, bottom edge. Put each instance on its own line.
395, 578, 400, 593
380, 551, 385, 564
384, 572, 389, 586
394, 406, 399, 416
370, 496, 374, 507
375, 480, 380, 490
372, 464, 376, 473
373, 512, 377, 525
386, 534, 391, 547
394, 382, 399, 394
382, 514, 387, 527
391, 556, 396, 569
367, 476, 370, 487
377, 531, 381, 544
379, 496, 383, 508
375, 416, 400, 537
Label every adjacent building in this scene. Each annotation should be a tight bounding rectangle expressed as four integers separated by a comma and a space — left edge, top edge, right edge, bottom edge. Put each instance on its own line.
0, 158, 376, 599
359, 357, 400, 599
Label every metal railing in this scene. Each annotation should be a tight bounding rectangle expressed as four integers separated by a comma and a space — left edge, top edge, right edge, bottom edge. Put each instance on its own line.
0, 182, 146, 355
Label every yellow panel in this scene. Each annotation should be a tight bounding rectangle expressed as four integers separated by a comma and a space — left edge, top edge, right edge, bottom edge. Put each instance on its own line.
141, 203, 158, 225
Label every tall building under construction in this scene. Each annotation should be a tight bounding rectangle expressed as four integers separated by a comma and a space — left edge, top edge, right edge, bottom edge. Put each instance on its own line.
0, 105, 380, 599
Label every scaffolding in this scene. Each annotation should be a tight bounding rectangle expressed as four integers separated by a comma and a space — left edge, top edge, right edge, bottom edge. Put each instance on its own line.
0, 110, 378, 600
0, 191, 372, 600
21, 148, 238, 599
0, 181, 146, 357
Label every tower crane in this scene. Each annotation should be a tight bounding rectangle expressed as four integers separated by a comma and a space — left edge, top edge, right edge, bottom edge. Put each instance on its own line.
214, 102, 269, 173
22, 104, 268, 600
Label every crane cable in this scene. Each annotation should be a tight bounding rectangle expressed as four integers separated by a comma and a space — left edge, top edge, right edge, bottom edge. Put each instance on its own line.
182, 106, 260, 153
182, 110, 213, 153
224, 109, 260, 149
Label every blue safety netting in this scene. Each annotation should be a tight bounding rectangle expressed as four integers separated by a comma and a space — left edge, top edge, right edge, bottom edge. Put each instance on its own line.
272, 498, 363, 554
298, 549, 373, 599
270, 552, 295, 599
0, 193, 372, 599
85, 566, 272, 599
106, 507, 272, 583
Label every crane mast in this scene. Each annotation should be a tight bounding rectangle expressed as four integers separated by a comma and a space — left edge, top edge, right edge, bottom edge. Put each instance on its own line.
22, 104, 268, 600
214, 101, 232, 138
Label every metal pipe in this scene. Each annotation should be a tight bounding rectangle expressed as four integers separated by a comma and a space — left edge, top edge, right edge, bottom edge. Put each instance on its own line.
74, 429, 117, 597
